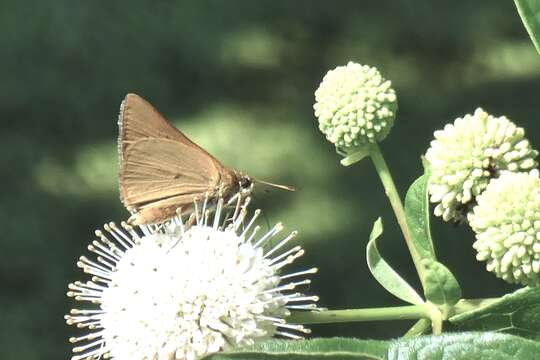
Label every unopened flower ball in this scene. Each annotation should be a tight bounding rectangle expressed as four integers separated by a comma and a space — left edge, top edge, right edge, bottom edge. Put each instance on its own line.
426, 108, 538, 222
314, 62, 397, 153
469, 170, 540, 286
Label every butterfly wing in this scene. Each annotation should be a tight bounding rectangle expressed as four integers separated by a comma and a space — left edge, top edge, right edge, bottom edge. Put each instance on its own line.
117, 93, 242, 224
118, 93, 224, 199
118, 93, 212, 159
120, 138, 223, 214
128, 193, 204, 225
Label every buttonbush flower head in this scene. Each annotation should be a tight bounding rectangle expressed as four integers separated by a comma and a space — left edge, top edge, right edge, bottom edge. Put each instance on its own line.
426, 108, 538, 222
65, 197, 318, 360
314, 61, 397, 153
469, 171, 540, 286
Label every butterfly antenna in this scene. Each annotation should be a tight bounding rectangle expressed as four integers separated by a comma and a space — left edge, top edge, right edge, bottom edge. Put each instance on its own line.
253, 178, 296, 192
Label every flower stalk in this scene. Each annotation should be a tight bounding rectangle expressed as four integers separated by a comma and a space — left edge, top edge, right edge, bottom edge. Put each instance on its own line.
368, 144, 426, 283
288, 297, 499, 331
403, 319, 432, 337
287, 305, 431, 325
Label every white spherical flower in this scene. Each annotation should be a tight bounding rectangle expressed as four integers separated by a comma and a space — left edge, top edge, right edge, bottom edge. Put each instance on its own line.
65, 198, 318, 360
426, 108, 538, 222
314, 61, 397, 152
469, 171, 540, 286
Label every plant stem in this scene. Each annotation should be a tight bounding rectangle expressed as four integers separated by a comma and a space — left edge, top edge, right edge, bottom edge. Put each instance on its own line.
288, 298, 501, 328
425, 302, 442, 334
287, 305, 431, 325
403, 319, 432, 337
369, 144, 425, 281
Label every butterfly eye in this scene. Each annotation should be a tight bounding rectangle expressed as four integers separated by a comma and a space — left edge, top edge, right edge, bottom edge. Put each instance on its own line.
240, 176, 252, 190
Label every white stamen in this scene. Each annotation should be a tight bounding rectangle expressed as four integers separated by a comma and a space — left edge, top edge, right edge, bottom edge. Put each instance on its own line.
254, 223, 283, 248
281, 268, 319, 280
265, 231, 298, 258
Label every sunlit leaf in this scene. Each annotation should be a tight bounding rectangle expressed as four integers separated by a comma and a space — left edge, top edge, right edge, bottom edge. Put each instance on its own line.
404, 173, 436, 261
340, 148, 371, 166
422, 259, 461, 311
388, 332, 540, 360
211, 333, 540, 359
450, 286, 540, 339
209, 338, 388, 360
404, 171, 462, 310
366, 218, 424, 305
515, 0, 540, 54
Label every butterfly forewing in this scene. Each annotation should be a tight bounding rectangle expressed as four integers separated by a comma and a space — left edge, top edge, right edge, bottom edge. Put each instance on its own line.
118, 93, 210, 158
120, 138, 223, 210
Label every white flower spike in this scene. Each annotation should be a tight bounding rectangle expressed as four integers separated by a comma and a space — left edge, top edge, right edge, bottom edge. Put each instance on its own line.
65, 197, 318, 360
469, 171, 540, 286
426, 108, 538, 222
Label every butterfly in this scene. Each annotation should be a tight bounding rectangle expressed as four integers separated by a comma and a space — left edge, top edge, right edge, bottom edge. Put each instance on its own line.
117, 93, 256, 225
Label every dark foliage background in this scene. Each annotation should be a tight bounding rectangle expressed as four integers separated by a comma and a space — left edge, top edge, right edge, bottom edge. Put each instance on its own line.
1, 1, 539, 359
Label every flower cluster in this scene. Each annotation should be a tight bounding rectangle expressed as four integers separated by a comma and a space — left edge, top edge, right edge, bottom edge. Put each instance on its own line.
425, 106, 540, 285
468, 171, 540, 286
426, 108, 537, 222
314, 62, 397, 153
65, 198, 318, 360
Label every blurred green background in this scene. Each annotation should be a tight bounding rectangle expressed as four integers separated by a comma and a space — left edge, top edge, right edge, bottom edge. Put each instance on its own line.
2, 1, 540, 358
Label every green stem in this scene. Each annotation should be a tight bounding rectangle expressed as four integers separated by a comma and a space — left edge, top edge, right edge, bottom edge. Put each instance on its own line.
369, 144, 425, 281
403, 319, 432, 337
425, 302, 443, 334
287, 305, 431, 325
287, 298, 500, 328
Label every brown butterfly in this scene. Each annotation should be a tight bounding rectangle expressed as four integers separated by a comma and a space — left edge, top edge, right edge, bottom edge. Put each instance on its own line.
118, 93, 291, 225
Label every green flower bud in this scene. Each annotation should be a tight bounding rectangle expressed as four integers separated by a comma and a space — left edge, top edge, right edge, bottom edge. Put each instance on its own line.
314, 62, 397, 152
468, 171, 540, 286
426, 108, 538, 222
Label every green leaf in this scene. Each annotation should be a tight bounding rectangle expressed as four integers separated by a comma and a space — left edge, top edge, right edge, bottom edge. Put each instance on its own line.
404, 172, 462, 311
209, 333, 540, 360
388, 332, 540, 359
404, 173, 436, 261
340, 147, 371, 166
208, 338, 388, 360
422, 259, 461, 311
366, 218, 424, 305
515, 0, 540, 54
450, 286, 540, 339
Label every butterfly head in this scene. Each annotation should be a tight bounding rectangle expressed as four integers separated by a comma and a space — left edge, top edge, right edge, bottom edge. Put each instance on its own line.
238, 173, 254, 195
